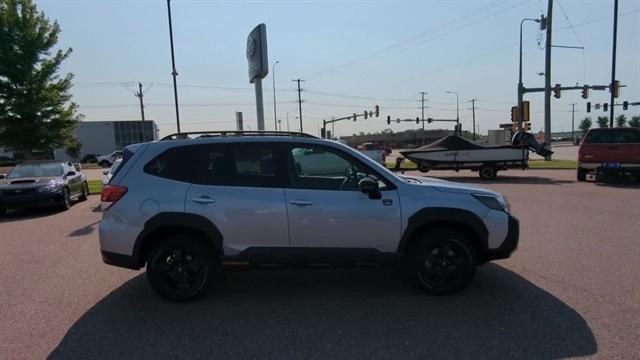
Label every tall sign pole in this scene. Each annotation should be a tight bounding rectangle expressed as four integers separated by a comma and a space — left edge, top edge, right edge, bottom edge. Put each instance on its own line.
166, 0, 180, 133
247, 24, 269, 130
544, 0, 553, 160
609, 0, 619, 127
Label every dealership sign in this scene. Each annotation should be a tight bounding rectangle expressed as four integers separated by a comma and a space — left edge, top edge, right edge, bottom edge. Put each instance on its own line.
247, 24, 268, 84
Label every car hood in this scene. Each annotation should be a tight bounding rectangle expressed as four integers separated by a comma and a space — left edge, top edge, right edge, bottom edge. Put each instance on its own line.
0, 177, 61, 189
400, 175, 500, 196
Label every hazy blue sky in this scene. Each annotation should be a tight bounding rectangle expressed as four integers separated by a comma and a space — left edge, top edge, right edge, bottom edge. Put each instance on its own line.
37, 0, 640, 137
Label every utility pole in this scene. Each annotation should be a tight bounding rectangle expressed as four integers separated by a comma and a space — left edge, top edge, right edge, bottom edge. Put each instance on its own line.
471, 99, 477, 141
166, 0, 181, 133
544, 0, 553, 160
135, 83, 147, 142
609, 0, 619, 127
421, 92, 427, 144
570, 103, 575, 143
292, 79, 304, 132
272, 61, 279, 131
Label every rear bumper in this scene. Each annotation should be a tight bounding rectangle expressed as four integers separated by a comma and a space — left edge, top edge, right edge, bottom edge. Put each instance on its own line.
483, 214, 519, 262
579, 162, 640, 171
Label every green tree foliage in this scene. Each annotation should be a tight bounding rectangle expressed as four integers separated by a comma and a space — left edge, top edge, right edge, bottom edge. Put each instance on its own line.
596, 116, 609, 128
629, 115, 640, 128
578, 117, 592, 135
615, 114, 627, 127
64, 138, 82, 160
0, 0, 82, 159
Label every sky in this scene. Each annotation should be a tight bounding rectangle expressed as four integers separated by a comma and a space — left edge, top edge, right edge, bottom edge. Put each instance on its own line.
36, 0, 640, 138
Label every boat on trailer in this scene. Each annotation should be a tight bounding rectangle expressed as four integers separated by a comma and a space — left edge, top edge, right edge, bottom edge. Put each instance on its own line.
400, 132, 553, 179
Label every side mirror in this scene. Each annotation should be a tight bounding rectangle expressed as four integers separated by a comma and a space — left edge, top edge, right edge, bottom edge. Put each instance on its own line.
358, 177, 381, 199
73, 163, 82, 171
66, 171, 76, 177
102, 170, 109, 175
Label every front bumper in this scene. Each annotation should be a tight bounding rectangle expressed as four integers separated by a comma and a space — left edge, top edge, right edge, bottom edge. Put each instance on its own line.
0, 189, 65, 209
483, 214, 519, 261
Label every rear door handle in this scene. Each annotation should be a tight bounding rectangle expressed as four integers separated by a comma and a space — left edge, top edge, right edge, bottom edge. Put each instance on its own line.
192, 196, 216, 204
289, 200, 313, 207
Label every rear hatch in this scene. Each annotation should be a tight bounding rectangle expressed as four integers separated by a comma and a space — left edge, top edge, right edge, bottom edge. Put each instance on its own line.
578, 128, 640, 165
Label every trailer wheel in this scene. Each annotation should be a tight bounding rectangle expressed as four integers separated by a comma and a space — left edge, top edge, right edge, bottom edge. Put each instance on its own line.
479, 165, 497, 180
418, 164, 430, 173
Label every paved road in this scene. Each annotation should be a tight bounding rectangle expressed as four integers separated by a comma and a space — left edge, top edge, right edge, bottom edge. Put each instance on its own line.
0, 170, 638, 359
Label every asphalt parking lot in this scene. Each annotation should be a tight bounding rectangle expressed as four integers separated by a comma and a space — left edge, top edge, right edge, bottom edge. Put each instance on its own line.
0, 169, 638, 359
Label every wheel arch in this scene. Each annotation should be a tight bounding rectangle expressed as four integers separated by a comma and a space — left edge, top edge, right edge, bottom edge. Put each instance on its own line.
398, 207, 488, 257
133, 212, 223, 267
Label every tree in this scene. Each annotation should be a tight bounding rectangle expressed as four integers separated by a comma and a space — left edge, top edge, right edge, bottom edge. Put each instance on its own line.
629, 115, 640, 128
64, 138, 82, 161
578, 117, 592, 135
596, 116, 609, 128
0, 0, 82, 159
615, 114, 627, 127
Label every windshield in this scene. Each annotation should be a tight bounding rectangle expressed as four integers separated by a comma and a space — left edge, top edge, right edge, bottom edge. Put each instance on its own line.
7, 163, 62, 179
585, 129, 640, 144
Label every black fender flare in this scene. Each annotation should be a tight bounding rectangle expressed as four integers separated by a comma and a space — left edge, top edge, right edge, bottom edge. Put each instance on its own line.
397, 207, 488, 254
133, 212, 223, 266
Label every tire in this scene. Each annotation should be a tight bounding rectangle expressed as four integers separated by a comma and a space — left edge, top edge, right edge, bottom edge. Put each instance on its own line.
146, 234, 219, 302
418, 163, 430, 173
577, 168, 587, 182
59, 187, 71, 211
99, 160, 110, 168
79, 182, 89, 201
0, 208, 6, 216
479, 165, 497, 180
407, 228, 477, 295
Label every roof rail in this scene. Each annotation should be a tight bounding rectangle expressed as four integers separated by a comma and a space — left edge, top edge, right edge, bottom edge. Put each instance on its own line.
160, 130, 318, 141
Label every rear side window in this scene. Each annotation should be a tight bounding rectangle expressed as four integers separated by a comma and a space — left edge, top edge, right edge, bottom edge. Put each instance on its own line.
585, 129, 640, 144
231, 143, 281, 187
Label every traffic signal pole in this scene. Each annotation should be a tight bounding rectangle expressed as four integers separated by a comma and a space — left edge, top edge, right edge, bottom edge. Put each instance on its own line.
544, 0, 553, 160
609, 0, 619, 127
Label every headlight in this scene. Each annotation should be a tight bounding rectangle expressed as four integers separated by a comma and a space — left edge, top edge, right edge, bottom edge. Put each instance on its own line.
472, 194, 510, 213
38, 184, 59, 193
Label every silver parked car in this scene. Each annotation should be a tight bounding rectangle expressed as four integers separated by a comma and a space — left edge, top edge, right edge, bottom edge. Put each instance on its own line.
99, 131, 518, 301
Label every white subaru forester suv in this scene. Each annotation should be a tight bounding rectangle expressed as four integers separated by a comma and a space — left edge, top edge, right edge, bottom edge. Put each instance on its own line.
100, 131, 518, 301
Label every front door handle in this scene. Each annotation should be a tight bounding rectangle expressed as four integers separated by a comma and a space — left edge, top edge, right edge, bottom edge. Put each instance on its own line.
192, 196, 216, 204
289, 200, 313, 207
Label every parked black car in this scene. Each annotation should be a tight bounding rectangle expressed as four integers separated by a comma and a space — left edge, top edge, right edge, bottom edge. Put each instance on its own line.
0, 160, 89, 214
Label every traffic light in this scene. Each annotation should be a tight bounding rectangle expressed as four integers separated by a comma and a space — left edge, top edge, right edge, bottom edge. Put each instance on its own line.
364, 111, 368, 119
612, 80, 620, 98
353, 113, 357, 121
524, 122, 531, 131
522, 101, 530, 122
369, 111, 373, 118
586, 102, 591, 113
386, 115, 391, 125
427, 118, 433, 124
396, 118, 400, 124
416, 117, 420, 124
581, 85, 589, 99
511, 106, 518, 123
553, 84, 561, 98
595, 103, 600, 110
603, 103, 608, 112
623, 101, 628, 110
375, 105, 380, 117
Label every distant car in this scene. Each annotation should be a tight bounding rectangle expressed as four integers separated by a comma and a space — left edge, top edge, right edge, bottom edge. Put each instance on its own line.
102, 158, 123, 185
577, 127, 640, 182
357, 142, 387, 165
97, 150, 122, 167
0, 160, 89, 214
81, 153, 99, 164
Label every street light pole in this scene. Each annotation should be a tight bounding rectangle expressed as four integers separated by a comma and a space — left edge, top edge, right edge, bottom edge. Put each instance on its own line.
519, 18, 542, 132
272, 61, 279, 131
446, 91, 459, 133
166, 0, 181, 133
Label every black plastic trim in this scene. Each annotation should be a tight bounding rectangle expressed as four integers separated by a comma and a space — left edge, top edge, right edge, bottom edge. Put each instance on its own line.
225, 247, 398, 265
101, 251, 141, 270
397, 207, 489, 253
133, 212, 224, 266
483, 215, 519, 261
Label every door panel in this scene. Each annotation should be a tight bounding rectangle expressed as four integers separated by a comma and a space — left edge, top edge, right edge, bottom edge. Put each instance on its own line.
285, 188, 401, 252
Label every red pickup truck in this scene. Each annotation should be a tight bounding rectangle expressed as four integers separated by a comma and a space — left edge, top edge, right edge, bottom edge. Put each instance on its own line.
577, 127, 640, 181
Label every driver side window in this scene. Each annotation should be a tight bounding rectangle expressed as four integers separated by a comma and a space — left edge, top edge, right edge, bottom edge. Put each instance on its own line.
289, 145, 386, 191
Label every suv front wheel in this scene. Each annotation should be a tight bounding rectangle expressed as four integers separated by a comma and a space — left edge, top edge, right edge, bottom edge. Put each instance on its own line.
408, 229, 477, 294
146, 234, 219, 302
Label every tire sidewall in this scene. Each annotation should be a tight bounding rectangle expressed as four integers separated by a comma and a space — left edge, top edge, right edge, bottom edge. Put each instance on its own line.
480, 166, 496, 180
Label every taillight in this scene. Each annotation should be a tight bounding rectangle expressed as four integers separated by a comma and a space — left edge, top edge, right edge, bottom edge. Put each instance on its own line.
101, 185, 128, 203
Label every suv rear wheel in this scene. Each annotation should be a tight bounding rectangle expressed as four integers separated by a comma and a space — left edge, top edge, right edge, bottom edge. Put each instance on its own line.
146, 234, 219, 302
408, 229, 477, 294
577, 167, 587, 182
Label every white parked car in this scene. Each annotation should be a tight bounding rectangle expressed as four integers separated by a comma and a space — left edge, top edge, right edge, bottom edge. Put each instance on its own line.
102, 158, 122, 185
97, 150, 122, 168
357, 142, 388, 165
